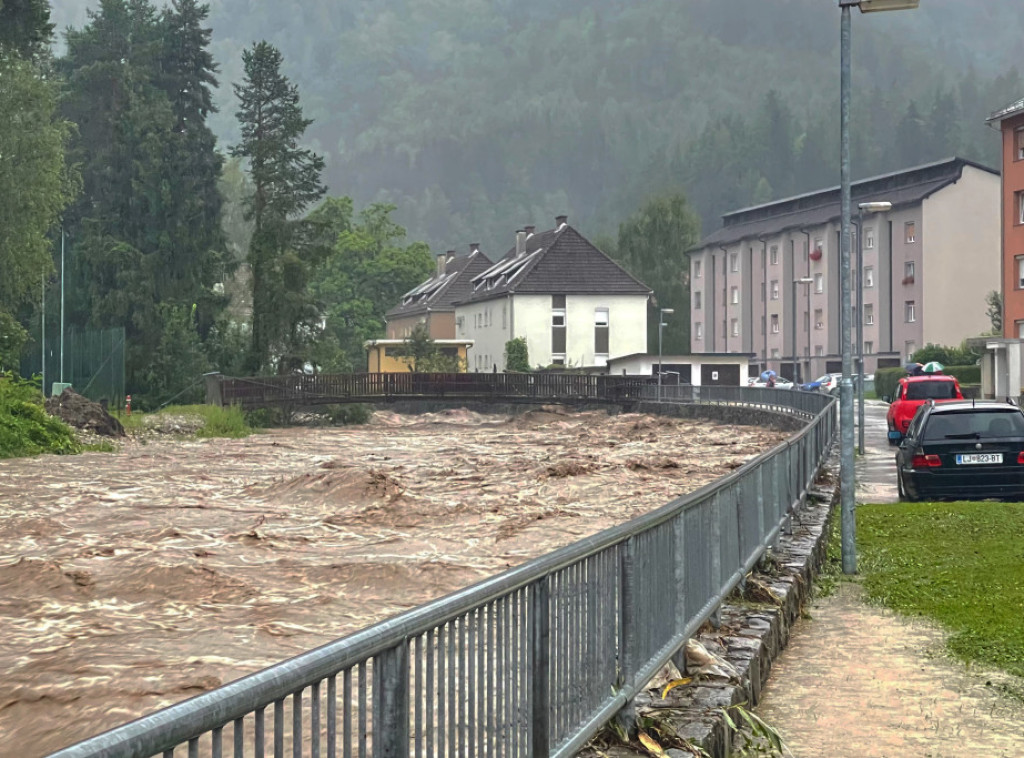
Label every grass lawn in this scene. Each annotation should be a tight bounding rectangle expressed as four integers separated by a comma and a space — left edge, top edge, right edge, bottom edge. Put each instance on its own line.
119, 404, 254, 438
857, 502, 1024, 678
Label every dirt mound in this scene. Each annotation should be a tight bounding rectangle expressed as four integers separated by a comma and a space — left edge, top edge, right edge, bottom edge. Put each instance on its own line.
0, 557, 92, 599
259, 465, 406, 504
45, 389, 125, 437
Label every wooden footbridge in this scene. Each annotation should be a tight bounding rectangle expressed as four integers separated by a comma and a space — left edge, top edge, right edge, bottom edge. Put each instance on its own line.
204, 371, 656, 410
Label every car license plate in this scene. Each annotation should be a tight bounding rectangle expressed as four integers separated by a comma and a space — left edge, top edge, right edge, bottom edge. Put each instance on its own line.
955, 453, 1003, 465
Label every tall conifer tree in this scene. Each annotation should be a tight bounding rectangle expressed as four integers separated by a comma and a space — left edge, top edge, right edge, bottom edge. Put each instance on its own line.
231, 41, 325, 372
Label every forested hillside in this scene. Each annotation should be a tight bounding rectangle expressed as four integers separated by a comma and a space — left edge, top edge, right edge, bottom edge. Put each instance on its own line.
48, 0, 1023, 250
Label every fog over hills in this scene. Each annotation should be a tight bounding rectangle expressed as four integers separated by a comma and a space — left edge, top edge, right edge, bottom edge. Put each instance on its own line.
48, 0, 1024, 249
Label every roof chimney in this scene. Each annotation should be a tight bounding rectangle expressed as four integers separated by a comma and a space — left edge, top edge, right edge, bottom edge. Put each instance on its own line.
555, 215, 568, 230
524, 225, 536, 238
446, 249, 456, 262
437, 253, 448, 276
469, 243, 480, 254
515, 229, 527, 256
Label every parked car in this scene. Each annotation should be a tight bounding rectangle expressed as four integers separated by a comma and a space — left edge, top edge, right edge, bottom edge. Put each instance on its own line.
895, 400, 1024, 501
749, 376, 795, 389
800, 373, 841, 393
886, 375, 963, 444
826, 373, 875, 396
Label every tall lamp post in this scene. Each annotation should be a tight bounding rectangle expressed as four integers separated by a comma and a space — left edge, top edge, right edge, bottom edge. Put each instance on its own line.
857, 201, 892, 454
792, 278, 814, 384
658, 307, 674, 402
838, 0, 919, 575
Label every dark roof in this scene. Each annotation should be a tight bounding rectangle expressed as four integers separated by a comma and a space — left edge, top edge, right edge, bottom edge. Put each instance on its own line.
987, 97, 1024, 123
386, 250, 493, 318
692, 157, 997, 251
458, 224, 651, 305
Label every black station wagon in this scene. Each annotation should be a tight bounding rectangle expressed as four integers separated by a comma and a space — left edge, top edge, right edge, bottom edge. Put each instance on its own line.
895, 400, 1024, 501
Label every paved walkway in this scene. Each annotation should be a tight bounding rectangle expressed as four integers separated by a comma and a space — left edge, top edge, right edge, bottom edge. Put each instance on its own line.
756, 400, 1024, 756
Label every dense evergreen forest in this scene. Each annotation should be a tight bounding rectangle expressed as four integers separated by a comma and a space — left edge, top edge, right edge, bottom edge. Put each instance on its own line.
4, 0, 1023, 401
47, 0, 1024, 245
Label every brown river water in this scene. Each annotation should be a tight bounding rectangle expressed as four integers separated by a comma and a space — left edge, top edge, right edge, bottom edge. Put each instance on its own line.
0, 408, 785, 756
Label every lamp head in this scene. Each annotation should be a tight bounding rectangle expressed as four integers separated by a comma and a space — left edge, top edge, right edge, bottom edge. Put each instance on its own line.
858, 201, 893, 212
857, 0, 919, 12
660, 308, 675, 315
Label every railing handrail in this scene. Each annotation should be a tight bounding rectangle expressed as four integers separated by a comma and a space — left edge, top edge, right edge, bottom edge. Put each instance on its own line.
51, 386, 837, 758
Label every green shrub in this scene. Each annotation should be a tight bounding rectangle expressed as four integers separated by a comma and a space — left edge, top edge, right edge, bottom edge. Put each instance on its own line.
504, 337, 530, 373
911, 342, 980, 367
0, 372, 81, 459
874, 367, 906, 401
326, 403, 372, 425
944, 364, 980, 385
192, 405, 253, 438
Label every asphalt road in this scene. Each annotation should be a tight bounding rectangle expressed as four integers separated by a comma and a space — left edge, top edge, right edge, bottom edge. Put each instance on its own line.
854, 399, 899, 504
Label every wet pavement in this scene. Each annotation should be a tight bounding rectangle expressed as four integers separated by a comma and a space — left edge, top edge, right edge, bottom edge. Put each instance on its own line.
757, 397, 1024, 756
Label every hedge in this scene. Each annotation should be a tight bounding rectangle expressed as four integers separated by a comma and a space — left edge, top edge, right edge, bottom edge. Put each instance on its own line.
943, 364, 981, 385
874, 367, 905, 400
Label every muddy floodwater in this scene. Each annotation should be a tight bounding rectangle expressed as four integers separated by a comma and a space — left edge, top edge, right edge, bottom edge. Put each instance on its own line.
0, 407, 786, 755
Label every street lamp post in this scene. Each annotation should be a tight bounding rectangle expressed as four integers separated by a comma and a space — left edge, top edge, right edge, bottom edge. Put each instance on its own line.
793, 278, 814, 385
838, 0, 918, 575
658, 308, 674, 403
857, 201, 892, 455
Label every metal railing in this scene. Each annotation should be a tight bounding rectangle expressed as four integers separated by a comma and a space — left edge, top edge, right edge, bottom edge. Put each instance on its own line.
51, 389, 836, 758
208, 372, 654, 410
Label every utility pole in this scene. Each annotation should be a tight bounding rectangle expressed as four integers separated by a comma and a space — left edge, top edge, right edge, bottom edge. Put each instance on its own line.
60, 226, 65, 385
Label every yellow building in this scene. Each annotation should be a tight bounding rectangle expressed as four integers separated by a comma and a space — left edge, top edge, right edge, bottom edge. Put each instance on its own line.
365, 339, 475, 372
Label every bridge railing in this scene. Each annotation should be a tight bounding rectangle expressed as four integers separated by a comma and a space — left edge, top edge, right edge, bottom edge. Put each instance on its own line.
52, 389, 837, 758
209, 372, 655, 409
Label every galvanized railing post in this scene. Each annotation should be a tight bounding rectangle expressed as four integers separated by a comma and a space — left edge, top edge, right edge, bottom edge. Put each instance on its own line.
528, 578, 550, 757
671, 514, 687, 674
615, 537, 638, 731
709, 494, 723, 629
374, 642, 410, 757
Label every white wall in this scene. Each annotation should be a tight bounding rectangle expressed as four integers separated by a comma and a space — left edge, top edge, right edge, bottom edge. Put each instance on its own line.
456, 297, 510, 372
922, 166, 1001, 347
459, 293, 649, 370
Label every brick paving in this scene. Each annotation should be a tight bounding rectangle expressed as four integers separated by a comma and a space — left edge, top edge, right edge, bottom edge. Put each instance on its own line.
757, 582, 1024, 757
757, 401, 1024, 756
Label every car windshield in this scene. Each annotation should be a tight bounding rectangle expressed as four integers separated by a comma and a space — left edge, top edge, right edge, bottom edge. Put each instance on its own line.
923, 410, 1024, 440
905, 381, 958, 400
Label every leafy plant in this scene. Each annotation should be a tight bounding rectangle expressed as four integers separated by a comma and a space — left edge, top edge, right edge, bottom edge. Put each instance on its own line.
0, 372, 81, 459
504, 337, 530, 373
326, 403, 372, 425
720, 703, 790, 757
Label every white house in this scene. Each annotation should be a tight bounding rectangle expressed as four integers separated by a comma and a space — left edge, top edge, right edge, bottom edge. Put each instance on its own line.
455, 217, 652, 371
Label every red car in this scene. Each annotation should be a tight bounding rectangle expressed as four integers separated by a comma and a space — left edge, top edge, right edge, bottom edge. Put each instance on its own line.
886, 375, 963, 444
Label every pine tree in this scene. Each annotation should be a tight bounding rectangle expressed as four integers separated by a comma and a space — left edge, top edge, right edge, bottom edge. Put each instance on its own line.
0, 0, 55, 60
231, 41, 326, 372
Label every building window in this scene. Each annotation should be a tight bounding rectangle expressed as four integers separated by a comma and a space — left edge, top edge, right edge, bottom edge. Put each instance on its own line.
905, 221, 916, 243
694, 291, 702, 309
730, 252, 739, 272
771, 314, 780, 334
864, 266, 874, 288
804, 311, 810, 333
770, 245, 779, 265
770, 348, 779, 359
770, 280, 779, 300
731, 318, 739, 337
814, 309, 824, 330
1017, 321, 1024, 340
905, 341, 916, 361
761, 315, 766, 335
594, 308, 609, 355
864, 341, 873, 355
695, 322, 703, 340
815, 345, 824, 357
864, 303, 874, 326
502, 304, 507, 329
694, 260, 702, 278
905, 300, 916, 323
1017, 127, 1024, 161
814, 273, 824, 293
865, 228, 875, 249
761, 282, 765, 302
1017, 191, 1024, 225
552, 296, 566, 354
1018, 256, 1024, 289
731, 286, 739, 305
904, 260, 915, 281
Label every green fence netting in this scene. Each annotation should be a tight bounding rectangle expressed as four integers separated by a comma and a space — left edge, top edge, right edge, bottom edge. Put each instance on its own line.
21, 326, 126, 406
